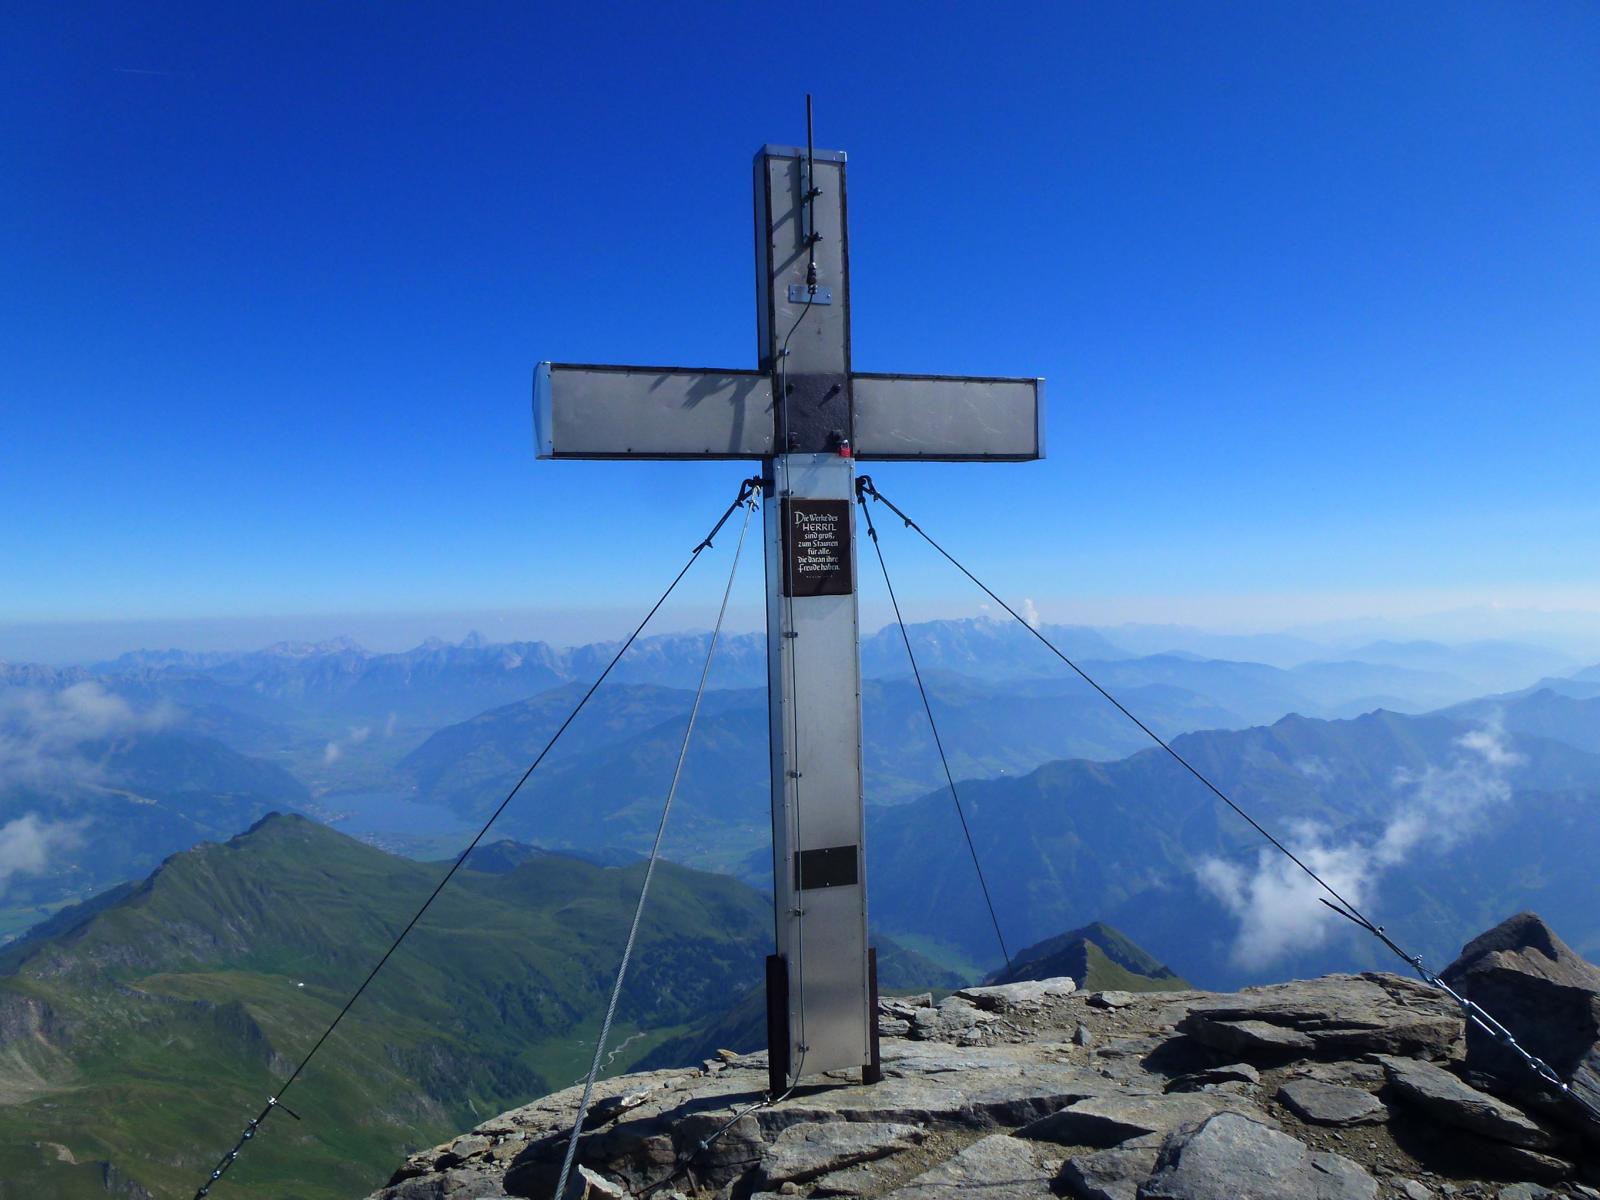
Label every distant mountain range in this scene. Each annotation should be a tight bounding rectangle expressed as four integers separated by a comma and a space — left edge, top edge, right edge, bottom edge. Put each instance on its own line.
867, 689, 1600, 990
0, 814, 956, 1200
5, 623, 1598, 963
18, 619, 1573, 733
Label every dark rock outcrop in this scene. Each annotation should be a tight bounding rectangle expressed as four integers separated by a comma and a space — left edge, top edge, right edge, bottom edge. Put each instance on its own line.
1442, 911, 1600, 1114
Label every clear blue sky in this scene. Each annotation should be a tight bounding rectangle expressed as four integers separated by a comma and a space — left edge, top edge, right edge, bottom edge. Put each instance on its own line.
4, 3, 1598, 656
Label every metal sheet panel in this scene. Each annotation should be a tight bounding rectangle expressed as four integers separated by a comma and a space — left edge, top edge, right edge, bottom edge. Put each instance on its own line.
755, 147, 853, 452
533, 362, 774, 459
764, 453, 872, 1080
850, 373, 1044, 461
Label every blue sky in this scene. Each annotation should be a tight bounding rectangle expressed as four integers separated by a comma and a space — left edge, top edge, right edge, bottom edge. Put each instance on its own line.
4, 3, 1598, 658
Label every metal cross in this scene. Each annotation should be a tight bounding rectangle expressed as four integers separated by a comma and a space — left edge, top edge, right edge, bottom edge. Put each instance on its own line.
534, 130, 1042, 1092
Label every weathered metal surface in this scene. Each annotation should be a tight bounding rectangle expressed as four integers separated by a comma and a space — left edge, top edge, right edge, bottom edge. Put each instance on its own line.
852, 373, 1044, 461
533, 363, 773, 459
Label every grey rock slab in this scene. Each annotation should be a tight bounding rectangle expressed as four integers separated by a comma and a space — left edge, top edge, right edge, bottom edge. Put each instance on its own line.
1057, 1134, 1162, 1200
1495, 1186, 1555, 1200
810, 1161, 889, 1196
958, 977, 1077, 1011
1181, 1016, 1317, 1060
749, 1121, 924, 1188
1178, 974, 1462, 1060
880, 1134, 1056, 1200
502, 1043, 1121, 1195
911, 996, 1000, 1042
1400, 1181, 1431, 1200
1379, 1055, 1556, 1149
1137, 1112, 1378, 1200
1018, 1092, 1272, 1148
447, 1135, 490, 1160
1277, 1079, 1388, 1126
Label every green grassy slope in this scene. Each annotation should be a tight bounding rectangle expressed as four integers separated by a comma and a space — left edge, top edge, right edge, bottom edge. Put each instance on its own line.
0, 813, 775, 1200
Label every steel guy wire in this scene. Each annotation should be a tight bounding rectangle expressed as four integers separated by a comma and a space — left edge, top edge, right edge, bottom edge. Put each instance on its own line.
190, 476, 763, 1199
855, 474, 1600, 1129
552, 485, 759, 1200
856, 488, 1013, 974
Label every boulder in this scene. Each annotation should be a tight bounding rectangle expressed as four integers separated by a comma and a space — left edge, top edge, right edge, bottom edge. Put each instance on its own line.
1137, 1111, 1377, 1200
1057, 1134, 1162, 1200
1441, 911, 1600, 1114
910, 996, 998, 1043
957, 977, 1077, 1011
1276, 1079, 1387, 1127
1380, 1055, 1557, 1149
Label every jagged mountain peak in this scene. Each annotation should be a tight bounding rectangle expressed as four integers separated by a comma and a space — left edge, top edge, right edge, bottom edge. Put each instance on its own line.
985, 920, 1189, 992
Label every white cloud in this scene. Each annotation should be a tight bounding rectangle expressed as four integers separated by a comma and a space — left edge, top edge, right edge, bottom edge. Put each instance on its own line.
0, 813, 86, 896
323, 741, 341, 764
1021, 598, 1041, 630
0, 682, 171, 792
1198, 724, 1522, 970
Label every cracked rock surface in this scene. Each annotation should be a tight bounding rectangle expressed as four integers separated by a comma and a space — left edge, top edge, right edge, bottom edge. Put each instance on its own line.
369, 951, 1600, 1200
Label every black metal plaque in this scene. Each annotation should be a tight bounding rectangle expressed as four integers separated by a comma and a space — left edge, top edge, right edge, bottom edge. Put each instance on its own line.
783, 498, 853, 597
795, 844, 860, 890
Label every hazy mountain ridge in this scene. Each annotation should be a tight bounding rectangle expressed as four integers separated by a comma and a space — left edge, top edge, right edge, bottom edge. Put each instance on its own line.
50, 618, 1568, 731
867, 697, 1600, 990
0, 715, 311, 937
391, 676, 1249, 876
7, 626, 1597, 969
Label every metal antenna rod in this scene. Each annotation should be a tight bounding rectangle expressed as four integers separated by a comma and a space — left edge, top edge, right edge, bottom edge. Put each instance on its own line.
805, 93, 819, 290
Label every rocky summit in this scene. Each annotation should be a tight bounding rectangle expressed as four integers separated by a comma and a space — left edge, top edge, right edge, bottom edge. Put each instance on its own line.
372, 914, 1600, 1200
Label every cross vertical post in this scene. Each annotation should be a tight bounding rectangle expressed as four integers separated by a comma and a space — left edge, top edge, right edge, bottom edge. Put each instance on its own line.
754, 142, 875, 1089
532, 122, 1044, 1095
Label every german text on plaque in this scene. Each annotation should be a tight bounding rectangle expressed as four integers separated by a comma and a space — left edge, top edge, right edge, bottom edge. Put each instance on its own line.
783, 498, 853, 597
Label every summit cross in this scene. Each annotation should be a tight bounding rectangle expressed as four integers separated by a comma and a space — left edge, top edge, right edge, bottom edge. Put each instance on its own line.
534, 129, 1043, 1092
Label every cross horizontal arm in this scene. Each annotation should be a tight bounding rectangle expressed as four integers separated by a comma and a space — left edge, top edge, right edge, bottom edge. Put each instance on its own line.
534, 362, 775, 460
850, 373, 1044, 462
